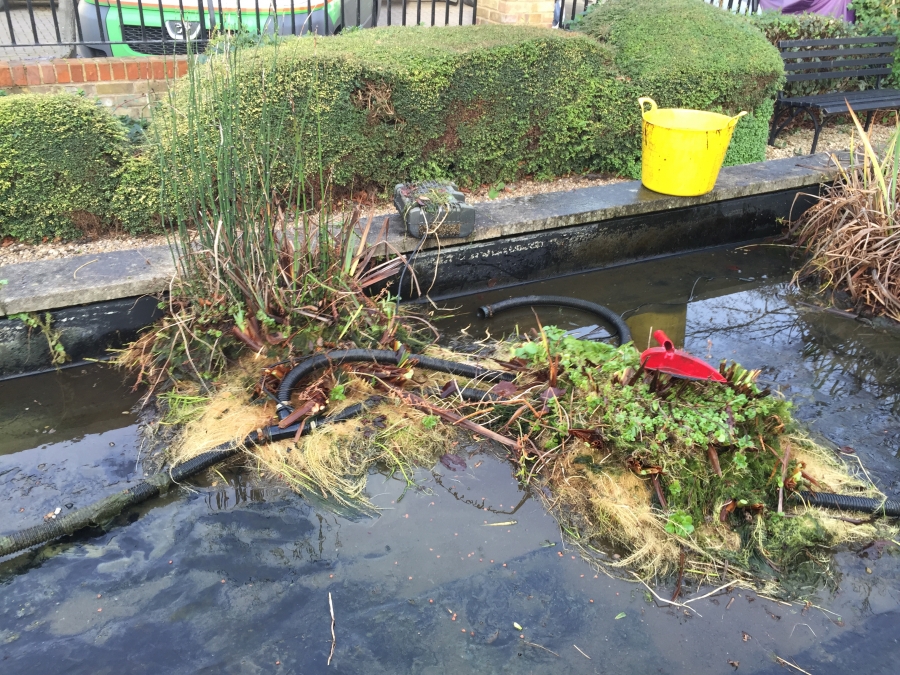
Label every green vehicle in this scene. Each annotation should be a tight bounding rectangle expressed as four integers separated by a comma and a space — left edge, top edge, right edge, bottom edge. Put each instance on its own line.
76, 0, 378, 57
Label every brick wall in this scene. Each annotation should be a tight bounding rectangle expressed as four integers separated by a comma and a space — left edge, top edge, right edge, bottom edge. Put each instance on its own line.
476, 0, 556, 26
0, 56, 188, 119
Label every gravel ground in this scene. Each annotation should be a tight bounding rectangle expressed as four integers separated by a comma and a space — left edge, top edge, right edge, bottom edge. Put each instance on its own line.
0, 233, 169, 267
765, 122, 896, 160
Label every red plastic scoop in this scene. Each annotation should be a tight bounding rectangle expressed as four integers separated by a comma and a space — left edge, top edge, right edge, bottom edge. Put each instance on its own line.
640, 330, 726, 383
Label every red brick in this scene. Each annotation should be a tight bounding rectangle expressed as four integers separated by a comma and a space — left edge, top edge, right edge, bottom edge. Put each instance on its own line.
39, 64, 56, 84
54, 62, 72, 84
138, 60, 151, 79
151, 59, 165, 80
97, 62, 112, 81
0, 65, 12, 88
11, 64, 26, 86
83, 62, 99, 82
125, 61, 140, 80
111, 61, 127, 80
25, 65, 41, 86
69, 63, 85, 83
176, 59, 188, 77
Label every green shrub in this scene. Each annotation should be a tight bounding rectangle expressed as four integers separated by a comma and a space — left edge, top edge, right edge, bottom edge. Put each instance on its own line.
110, 149, 163, 235
851, 0, 900, 86
162, 25, 617, 192
749, 10, 858, 45
0, 94, 128, 242
574, 0, 784, 177
162, 11, 781, 194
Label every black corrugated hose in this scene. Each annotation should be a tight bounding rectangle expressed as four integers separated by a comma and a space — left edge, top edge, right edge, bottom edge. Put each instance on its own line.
275, 349, 514, 420
477, 295, 633, 346
798, 491, 900, 517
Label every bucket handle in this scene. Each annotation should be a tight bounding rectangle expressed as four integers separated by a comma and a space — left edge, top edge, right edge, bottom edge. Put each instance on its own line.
728, 111, 748, 128
638, 97, 657, 116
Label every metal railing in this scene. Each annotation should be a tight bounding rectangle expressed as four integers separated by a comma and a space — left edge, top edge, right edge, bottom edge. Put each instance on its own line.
0, 0, 478, 60
704, 0, 760, 15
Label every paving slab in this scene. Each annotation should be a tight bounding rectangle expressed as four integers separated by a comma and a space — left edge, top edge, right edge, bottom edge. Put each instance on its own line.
0, 246, 174, 316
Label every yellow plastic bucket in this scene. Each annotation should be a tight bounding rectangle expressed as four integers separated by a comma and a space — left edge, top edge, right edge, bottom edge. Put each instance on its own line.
639, 97, 747, 197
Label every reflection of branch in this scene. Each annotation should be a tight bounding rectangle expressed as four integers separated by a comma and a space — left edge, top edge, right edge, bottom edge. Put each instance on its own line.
432, 473, 530, 516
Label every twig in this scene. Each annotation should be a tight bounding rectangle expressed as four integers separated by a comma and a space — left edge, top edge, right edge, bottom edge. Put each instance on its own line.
328, 592, 336, 666
72, 258, 99, 279
630, 572, 702, 617
683, 580, 736, 605
573, 644, 591, 659
790, 623, 817, 638
523, 641, 560, 657
774, 655, 813, 675
778, 444, 792, 514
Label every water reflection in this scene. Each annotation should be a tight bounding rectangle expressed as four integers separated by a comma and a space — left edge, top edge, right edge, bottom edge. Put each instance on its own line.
682, 284, 900, 414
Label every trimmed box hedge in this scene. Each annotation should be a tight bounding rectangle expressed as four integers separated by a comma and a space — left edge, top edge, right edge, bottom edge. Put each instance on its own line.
164, 8, 783, 196
0, 95, 130, 242
574, 0, 784, 176
1, 3, 784, 242
163, 25, 619, 193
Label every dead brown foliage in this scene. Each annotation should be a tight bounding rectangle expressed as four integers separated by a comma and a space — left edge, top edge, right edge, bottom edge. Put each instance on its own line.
790, 114, 900, 321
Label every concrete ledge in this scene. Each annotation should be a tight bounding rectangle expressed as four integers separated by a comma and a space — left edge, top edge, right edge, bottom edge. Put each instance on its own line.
0, 154, 835, 319
378, 154, 836, 254
0, 246, 174, 316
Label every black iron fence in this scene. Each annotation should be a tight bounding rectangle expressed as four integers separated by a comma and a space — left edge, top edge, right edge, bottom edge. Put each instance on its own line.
703, 0, 760, 14
0, 0, 481, 59
0, 0, 759, 60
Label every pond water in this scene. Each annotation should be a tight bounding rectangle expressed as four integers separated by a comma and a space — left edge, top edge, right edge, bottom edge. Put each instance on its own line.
1, 245, 898, 674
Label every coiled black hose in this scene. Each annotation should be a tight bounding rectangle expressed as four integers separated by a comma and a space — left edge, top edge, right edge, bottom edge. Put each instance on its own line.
275, 349, 514, 420
798, 491, 900, 517
477, 295, 632, 346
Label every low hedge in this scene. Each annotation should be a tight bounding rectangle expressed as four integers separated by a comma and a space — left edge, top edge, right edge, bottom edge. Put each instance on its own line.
163, 25, 619, 193
851, 0, 900, 86
0, 94, 130, 242
574, 0, 784, 176
163, 7, 782, 196
2, 5, 785, 241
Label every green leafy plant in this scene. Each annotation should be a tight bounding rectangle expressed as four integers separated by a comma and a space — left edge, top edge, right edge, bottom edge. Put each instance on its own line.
0, 95, 130, 242
10, 312, 68, 366
665, 511, 695, 537
852, 0, 900, 86
488, 182, 506, 199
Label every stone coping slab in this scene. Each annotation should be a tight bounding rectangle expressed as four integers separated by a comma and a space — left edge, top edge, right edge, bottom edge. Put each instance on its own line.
376, 154, 835, 254
0, 155, 835, 317
0, 246, 175, 316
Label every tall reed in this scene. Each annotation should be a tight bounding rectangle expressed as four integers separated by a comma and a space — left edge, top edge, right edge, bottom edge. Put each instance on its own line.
120, 37, 419, 389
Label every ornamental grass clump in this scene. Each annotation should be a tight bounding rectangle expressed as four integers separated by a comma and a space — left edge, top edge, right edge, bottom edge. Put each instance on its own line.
790, 109, 900, 322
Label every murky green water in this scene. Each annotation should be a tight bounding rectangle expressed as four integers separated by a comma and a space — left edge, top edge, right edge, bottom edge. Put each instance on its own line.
1, 245, 898, 674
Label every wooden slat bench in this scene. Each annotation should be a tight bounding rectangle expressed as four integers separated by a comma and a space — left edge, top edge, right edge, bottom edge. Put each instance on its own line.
768, 35, 900, 154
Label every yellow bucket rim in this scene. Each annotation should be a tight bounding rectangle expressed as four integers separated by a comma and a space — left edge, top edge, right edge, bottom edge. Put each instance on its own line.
638, 97, 747, 132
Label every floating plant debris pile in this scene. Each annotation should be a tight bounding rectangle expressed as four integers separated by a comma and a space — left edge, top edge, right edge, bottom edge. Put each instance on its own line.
164, 329, 895, 591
